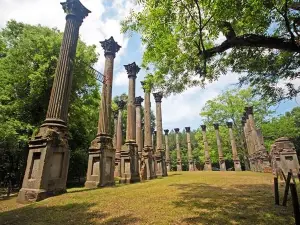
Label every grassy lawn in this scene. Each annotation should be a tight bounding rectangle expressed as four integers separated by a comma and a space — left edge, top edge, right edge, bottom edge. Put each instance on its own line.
0, 172, 295, 225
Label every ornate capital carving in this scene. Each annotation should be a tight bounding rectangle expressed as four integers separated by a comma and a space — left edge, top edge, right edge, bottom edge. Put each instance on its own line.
174, 128, 180, 133
135, 96, 144, 106
226, 122, 233, 128
100, 36, 121, 57
164, 129, 169, 135
61, 0, 91, 23
185, 127, 191, 132
116, 99, 126, 110
243, 112, 249, 119
153, 92, 163, 103
213, 123, 219, 130
201, 125, 206, 131
124, 62, 140, 78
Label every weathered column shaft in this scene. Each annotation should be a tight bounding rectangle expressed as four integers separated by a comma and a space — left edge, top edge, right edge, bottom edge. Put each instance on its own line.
113, 112, 118, 148
144, 92, 152, 147
104, 55, 114, 134
164, 129, 170, 172
201, 125, 212, 171
126, 77, 136, 141
185, 127, 194, 171
227, 122, 241, 171
175, 128, 182, 171
45, 15, 81, 123
135, 100, 143, 154
213, 124, 226, 171
140, 83, 154, 180
116, 108, 123, 154
154, 92, 167, 177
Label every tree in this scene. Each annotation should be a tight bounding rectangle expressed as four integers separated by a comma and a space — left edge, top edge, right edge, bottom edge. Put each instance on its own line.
0, 20, 100, 190
198, 87, 274, 169
262, 107, 300, 156
122, 0, 300, 101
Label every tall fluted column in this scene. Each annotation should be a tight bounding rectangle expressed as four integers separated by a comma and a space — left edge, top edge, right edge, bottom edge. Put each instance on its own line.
245, 106, 271, 172
175, 128, 182, 171
135, 96, 144, 171
114, 100, 126, 177
153, 92, 167, 177
85, 36, 120, 189
152, 130, 157, 178
213, 124, 226, 171
226, 122, 241, 171
164, 129, 171, 172
201, 125, 212, 171
185, 127, 195, 171
18, 0, 90, 204
140, 81, 154, 180
113, 111, 118, 148
120, 62, 140, 183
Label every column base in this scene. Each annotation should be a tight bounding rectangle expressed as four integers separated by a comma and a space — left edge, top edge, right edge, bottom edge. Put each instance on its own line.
85, 134, 116, 189
114, 158, 121, 177
204, 161, 212, 171
188, 160, 195, 171
177, 160, 182, 171
17, 125, 69, 204
219, 159, 227, 171
233, 159, 242, 171
120, 141, 140, 184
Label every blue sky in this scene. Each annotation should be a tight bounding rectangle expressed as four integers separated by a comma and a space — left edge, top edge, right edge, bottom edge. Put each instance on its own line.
1, 0, 299, 131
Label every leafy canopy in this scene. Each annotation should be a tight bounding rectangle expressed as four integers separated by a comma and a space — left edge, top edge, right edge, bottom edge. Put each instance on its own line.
122, 0, 300, 101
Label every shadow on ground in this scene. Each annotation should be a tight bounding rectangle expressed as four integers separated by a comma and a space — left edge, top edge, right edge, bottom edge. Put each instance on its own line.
0, 202, 140, 225
170, 182, 294, 225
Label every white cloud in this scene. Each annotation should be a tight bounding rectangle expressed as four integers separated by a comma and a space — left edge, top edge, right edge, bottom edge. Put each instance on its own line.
0, 0, 130, 73
114, 71, 128, 86
154, 72, 240, 130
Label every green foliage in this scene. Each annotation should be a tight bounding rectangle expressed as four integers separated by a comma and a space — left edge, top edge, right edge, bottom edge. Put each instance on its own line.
122, 0, 300, 101
262, 107, 300, 155
0, 20, 100, 188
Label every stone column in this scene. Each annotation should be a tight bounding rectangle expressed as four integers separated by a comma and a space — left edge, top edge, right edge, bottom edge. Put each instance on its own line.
85, 37, 121, 188
185, 127, 195, 171
152, 130, 158, 178
120, 62, 140, 183
113, 111, 118, 149
226, 122, 242, 171
201, 125, 212, 171
213, 124, 226, 171
246, 106, 271, 172
135, 96, 144, 172
140, 81, 154, 180
244, 112, 256, 171
174, 128, 182, 171
153, 92, 167, 177
114, 100, 126, 177
17, 0, 90, 204
164, 129, 171, 172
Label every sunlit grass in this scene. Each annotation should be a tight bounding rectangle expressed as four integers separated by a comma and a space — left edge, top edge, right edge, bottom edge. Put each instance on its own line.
0, 172, 295, 225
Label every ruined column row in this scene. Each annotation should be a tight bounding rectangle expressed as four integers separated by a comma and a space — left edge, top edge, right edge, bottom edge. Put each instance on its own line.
167, 123, 242, 172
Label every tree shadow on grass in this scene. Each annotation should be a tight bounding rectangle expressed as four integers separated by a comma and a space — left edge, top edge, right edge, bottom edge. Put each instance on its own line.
0, 202, 140, 225
170, 183, 294, 225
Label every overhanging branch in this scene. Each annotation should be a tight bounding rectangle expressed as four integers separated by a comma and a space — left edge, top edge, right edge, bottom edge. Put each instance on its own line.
202, 34, 300, 58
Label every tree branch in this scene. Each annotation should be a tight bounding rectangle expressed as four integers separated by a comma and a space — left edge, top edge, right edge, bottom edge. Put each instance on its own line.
202, 34, 300, 58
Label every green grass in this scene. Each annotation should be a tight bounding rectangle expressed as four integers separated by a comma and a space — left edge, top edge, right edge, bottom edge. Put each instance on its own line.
0, 172, 295, 225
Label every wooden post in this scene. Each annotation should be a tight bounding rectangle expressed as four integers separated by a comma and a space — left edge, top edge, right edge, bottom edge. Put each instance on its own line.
290, 183, 300, 225
283, 172, 292, 206
274, 177, 280, 205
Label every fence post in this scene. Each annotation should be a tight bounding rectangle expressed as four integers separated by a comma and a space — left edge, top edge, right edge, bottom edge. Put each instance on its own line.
290, 183, 300, 225
274, 177, 280, 205
283, 172, 292, 206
